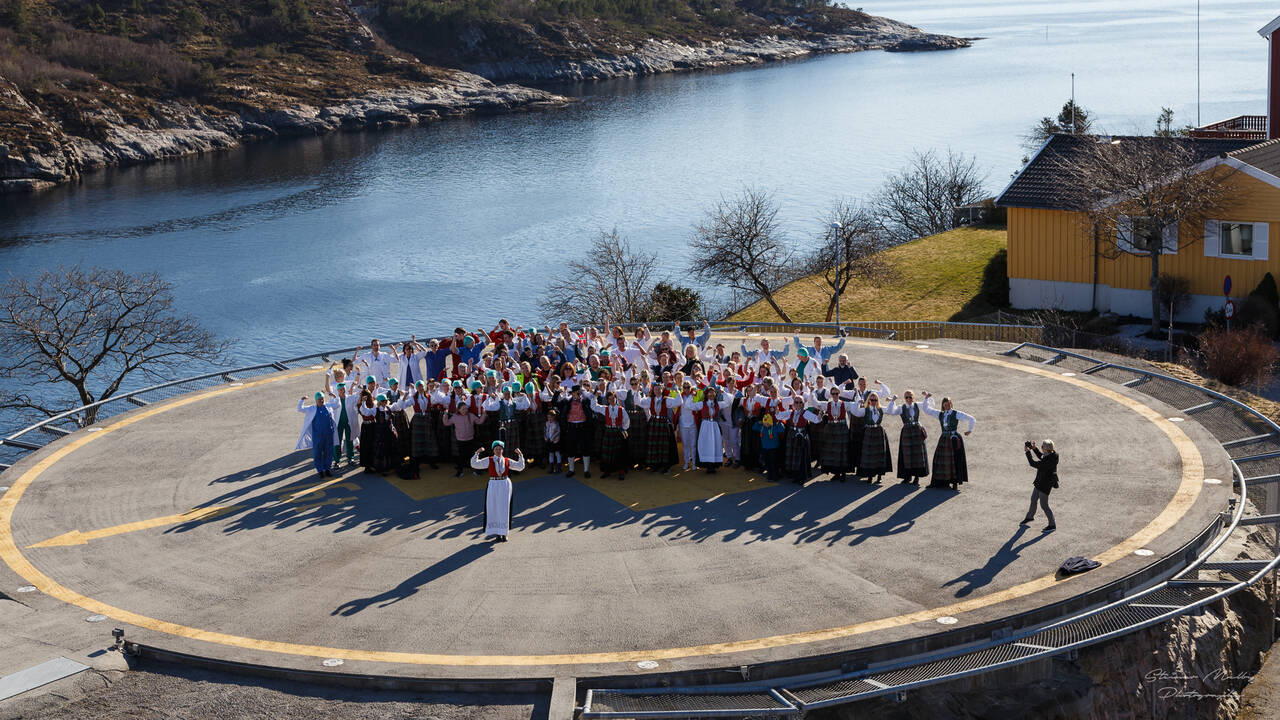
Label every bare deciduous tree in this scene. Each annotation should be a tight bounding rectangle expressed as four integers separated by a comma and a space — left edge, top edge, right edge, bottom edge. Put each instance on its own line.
539, 229, 659, 325
802, 200, 894, 322
688, 188, 795, 322
873, 149, 989, 244
1053, 137, 1238, 335
0, 267, 230, 425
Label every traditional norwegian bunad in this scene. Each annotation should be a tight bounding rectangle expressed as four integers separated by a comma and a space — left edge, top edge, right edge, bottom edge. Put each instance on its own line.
922, 395, 976, 490
398, 385, 433, 478
470, 444, 526, 541
644, 390, 680, 473
385, 382, 412, 462
363, 397, 400, 474
718, 393, 740, 466
738, 392, 763, 470
780, 405, 817, 484
695, 395, 724, 472
623, 388, 648, 470
520, 384, 547, 465
886, 398, 929, 484
846, 391, 866, 477
818, 396, 853, 481
358, 398, 378, 472
591, 396, 632, 479
485, 393, 524, 453
851, 402, 892, 482
422, 385, 447, 466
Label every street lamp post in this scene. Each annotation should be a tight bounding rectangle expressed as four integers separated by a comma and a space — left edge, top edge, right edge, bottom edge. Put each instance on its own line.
831, 221, 843, 335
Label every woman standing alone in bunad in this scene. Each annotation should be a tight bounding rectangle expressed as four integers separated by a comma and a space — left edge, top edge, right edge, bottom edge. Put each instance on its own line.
471, 441, 525, 542
921, 392, 975, 491
851, 391, 893, 484
885, 390, 929, 485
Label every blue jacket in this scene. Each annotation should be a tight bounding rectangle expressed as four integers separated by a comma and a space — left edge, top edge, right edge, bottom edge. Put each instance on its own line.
794, 335, 845, 362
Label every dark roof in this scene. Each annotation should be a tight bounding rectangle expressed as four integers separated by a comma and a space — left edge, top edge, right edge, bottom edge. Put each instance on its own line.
1228, 137, 1280, 176
996, 134, 1265, 210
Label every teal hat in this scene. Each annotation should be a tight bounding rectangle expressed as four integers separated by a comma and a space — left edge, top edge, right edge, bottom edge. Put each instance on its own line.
336, 382, 346, 389
469, 380, 482, 392
415, 380, 425, 388
375, 393, 387, 402
485, 369, 497, 378
388, 378, 398, 386
365, 375, 376, 384
463, 335, 474, 347
452, 380, 462, 388
491, 440, 505, 449
313, 392, 324, 401
524, 382, 536, 394
797, 347, 809, 358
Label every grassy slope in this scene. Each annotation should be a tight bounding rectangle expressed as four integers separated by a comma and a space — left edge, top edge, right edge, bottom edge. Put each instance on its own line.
731, 226, 1008, 323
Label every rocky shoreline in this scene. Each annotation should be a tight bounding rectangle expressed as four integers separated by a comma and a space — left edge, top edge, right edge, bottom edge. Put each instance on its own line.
0, 13, 967, 195
462, 16, 969, 83
0, 72, 566, 194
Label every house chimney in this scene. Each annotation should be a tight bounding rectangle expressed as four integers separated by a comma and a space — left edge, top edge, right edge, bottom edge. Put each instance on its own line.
1261, 14, 1280, 139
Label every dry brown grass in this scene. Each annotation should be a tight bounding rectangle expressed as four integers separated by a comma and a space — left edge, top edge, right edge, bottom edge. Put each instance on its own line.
731, 226, 1008, 323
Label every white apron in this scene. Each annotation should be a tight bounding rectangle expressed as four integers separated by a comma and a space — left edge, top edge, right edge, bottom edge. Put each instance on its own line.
697, 419, 724, 464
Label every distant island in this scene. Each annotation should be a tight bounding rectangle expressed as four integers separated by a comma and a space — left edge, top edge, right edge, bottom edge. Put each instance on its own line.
0, 0, 968, 193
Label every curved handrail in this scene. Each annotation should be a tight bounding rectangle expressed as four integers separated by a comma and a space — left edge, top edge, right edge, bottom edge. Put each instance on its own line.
581, 340, 1280, 718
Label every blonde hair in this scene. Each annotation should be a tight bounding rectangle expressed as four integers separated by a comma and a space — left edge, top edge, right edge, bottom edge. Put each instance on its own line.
1042, 439, 1055, 451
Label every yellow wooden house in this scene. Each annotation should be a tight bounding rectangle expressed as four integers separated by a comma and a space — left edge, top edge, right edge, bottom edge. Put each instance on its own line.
996, 136, 1280, 321
995, 13, 1280, 322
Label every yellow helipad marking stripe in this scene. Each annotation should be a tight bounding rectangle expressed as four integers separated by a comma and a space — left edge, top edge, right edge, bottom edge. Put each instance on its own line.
0, 347, 1206, 667
28, 505, 242, 548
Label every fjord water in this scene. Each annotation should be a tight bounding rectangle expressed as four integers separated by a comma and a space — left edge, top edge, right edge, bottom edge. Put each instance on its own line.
0, 0, 1271, 354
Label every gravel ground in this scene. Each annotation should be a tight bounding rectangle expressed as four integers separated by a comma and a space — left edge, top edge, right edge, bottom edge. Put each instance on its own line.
0, 664, 548, 720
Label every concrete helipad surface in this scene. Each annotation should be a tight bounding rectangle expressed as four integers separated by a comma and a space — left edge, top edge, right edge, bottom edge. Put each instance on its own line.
0, 338, 1233, 681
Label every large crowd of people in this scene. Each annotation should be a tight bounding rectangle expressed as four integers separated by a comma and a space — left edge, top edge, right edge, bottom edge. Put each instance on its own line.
295, 319, 978, 540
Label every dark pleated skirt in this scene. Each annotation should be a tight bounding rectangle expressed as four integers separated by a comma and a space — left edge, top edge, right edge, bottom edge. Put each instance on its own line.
931, 434, 968, 486
896, 423, 930, 478
859, 425, 892, 476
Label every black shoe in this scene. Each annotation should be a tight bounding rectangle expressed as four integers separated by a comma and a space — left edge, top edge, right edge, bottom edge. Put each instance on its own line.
1020, 517, 1033, 525
454, 470, 463, 478
1043, 525, 1056, 532
583, 471, 591, 479
566, 470, 575, 478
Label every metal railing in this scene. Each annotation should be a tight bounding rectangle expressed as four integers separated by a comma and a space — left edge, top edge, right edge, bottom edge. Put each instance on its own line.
579, 341, 1280, 718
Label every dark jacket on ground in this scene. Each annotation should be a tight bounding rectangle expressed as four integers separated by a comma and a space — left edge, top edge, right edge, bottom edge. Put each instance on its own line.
1026, 447, 1059, 494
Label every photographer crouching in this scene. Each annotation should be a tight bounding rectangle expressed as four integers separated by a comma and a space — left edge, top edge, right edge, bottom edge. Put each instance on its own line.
1020, 439, 1058, 531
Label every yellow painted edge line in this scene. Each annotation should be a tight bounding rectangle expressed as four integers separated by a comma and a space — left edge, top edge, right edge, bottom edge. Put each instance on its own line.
0, 348, 1205, 667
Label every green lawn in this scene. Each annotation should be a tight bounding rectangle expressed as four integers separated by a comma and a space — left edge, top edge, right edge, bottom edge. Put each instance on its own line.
731, 226, 1008, 323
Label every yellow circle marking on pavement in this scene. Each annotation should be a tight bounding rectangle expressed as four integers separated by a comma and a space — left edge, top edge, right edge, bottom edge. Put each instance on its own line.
0, 345, 1205, 667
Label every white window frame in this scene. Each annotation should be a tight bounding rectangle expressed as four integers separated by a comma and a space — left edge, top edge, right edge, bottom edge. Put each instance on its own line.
1203, 220, 1269, 261
1118, 215, 1178, 255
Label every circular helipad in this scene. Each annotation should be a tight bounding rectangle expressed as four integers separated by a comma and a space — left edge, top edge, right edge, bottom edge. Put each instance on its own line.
0, 339, 1233, 678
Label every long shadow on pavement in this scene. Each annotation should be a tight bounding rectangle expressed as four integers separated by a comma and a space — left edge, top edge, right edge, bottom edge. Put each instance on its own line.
941, 525, 1051, 598
332, 543, 495, 616
167, 457, 960, 551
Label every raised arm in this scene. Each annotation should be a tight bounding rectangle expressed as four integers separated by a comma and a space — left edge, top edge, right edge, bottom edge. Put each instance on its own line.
695, 323, 711, 348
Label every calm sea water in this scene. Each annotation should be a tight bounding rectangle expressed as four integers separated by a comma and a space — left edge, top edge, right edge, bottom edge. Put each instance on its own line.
0, 0, 1272, 356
